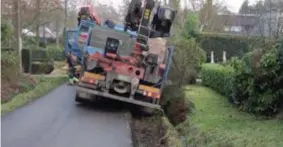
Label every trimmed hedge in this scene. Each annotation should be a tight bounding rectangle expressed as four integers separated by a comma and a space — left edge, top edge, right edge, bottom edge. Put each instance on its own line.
195, 33, 267, 62
201, 39, 283, 115
200, 63, 234, 99
21, 45, 64, 73
46, 44, 65, 61
22, 48, 54, 74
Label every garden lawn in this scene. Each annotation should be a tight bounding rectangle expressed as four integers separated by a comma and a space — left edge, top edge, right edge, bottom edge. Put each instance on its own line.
178, 85, 283, 147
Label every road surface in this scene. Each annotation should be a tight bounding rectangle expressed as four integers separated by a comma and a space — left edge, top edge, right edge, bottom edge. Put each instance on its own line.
2, 84, 133, 147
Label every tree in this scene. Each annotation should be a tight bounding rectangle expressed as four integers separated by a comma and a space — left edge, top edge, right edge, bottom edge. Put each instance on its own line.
1, 0, 63, 32
12, 0, 22, 72
198, 0, 226, 32
185, 12, 200, 37
237, 0, 282, 38
239, 0, 251, 14
94, 3, 122, 23
164, 0, 206, 85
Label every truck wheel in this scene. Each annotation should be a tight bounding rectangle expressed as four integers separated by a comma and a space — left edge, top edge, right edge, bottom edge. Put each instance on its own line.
140, 107, 155, 116
75, 93, 85, 103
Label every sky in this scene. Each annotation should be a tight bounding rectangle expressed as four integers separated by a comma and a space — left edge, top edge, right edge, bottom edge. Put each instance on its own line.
93, 0, 260, 13
224, 0, 258, 12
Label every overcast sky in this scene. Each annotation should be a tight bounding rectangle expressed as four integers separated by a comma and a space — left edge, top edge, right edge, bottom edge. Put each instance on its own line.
92, 0, 260, 13
224, 0, 258, 12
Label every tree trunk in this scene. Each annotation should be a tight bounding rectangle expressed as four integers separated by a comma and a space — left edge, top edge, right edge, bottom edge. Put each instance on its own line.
63, 0, 68, 44
36, 0, 41, 45
55, 18, 60, 47
13, 0, 22, 73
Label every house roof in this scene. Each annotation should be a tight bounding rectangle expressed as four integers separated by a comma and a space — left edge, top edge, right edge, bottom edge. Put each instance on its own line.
22, 27, 56, 38
218, 14, 260, 26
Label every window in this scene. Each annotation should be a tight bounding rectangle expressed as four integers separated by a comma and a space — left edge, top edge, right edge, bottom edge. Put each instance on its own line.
224, 26, 242, 32
105, 37, 120, 54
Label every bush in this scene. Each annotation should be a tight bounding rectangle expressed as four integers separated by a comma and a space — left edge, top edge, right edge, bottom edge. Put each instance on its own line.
168, 36, 206, 85
200, 63, 234, 99
31, 62, 54, 74
230, 40, 283, 115
46, 44, 65, 61
1, 21, 13, 44
195, 33, 267, 62
1, 51, 20, 84
201, 39, 283, 115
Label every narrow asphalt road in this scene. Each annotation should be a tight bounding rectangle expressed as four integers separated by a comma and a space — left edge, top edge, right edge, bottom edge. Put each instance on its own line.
1, 84, 133, 147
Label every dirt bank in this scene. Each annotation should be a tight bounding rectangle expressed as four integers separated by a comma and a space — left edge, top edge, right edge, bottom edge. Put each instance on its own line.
131, 115, 182, 147
1, 75, 37, 103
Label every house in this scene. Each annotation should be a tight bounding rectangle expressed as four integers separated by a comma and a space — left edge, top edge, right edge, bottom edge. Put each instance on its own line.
218, 11, 282, 37
218, 14, 261, 35
22, 27, 56, 39
260, 11, 283, 37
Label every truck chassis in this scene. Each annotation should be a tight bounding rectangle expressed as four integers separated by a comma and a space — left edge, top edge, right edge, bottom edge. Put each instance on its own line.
75, 86, 161, 109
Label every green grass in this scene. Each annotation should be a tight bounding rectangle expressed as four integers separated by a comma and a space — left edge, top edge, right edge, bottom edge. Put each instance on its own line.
1, 76, 67, 116
161, 116, 183, 147
178, 85, 283, 147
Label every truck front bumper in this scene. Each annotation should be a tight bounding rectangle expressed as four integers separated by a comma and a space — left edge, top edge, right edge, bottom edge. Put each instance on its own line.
75, 86, 161, 110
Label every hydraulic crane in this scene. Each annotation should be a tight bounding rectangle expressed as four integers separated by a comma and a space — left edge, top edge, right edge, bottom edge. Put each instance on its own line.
124, 0, 176, 51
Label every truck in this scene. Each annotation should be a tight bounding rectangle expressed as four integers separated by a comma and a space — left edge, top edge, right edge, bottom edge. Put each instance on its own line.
64, 0, 176, 110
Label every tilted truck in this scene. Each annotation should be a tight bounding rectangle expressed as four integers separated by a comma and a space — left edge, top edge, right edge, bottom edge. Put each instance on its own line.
64, 0, 176, 110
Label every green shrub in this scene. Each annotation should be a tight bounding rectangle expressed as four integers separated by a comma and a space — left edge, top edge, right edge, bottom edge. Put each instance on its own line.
195, 33, 267, 62
1, 21, 13, 44
201, 39, 283, 115
1, 51, 20, 84
230, 40, 283, 115
200, 63, 234, 99
168, 36, 206, 85
31, 62, 54, 74
22, 36, 37, 47
161, 84, 186, 106
46, 44, 65, 61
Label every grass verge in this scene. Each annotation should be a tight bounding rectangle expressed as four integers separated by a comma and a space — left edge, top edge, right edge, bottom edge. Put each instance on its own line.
1, 76, 67, 116
177, 85, 283, 147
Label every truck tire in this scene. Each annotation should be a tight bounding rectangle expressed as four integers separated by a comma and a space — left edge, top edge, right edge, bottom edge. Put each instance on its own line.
140, 107, 155, 116
75, 93, 85, 103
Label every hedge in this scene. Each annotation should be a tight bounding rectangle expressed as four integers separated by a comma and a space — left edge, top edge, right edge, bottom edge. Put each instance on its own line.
200, 63, 234, 99
195, 33, 267, 62
230, 41, 283, 115
200, 39, 283, 115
